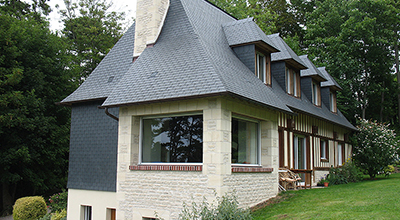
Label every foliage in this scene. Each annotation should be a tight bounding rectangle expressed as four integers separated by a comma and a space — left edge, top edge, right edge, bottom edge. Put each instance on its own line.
38, 213, 52, 220
58, 0, 126, 82
179, 193, 252, 220
48, 190, 68, 213
12, 196, 47, 220
352, 118, 400, 179
326, 160, 363, 185
252, 173, 400, 219
0, 1, 76, 212
50, 209, 67, 220
381, 165, 395, 177
304, 0, 399, 124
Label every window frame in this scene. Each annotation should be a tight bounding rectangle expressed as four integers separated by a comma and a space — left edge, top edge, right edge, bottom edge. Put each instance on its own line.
82, 205, 92, 220
231, 115, 261, 166
285, 65, 300, 97
312, 80, 321, 106
320, 139, 329, 162
139, 112, 203, 165
329, 90, 337, 113
255, 51, 271, 86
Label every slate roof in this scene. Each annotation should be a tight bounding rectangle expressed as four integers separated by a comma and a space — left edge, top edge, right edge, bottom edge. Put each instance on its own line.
60, 24, 135, 104
319, 67, 343, 90
222, 18, 279, 52
60, 0, 355, 130
267, 33, 307, 70
100, 0, 292, 113
299, 55, 327, 82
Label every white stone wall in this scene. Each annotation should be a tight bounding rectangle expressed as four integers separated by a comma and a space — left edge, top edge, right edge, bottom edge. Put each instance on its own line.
223, 173, 278, 208
314, 170, 329, 185
67, 189, 116, 220
116, 97, 280, 219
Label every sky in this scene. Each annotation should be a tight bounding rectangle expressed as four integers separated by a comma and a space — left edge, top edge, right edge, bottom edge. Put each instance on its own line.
47, 0, 137, 31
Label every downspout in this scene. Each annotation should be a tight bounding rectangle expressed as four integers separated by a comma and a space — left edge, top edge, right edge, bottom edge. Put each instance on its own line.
105, 107, 119, 121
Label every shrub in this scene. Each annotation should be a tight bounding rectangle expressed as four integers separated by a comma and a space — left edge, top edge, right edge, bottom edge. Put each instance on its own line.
51, 209, 67, 220
352, 119, 400, 179
326, 160, 363, 185
179, 192, 252, 220
48, 190, 68, 213
13, 196, 47, 220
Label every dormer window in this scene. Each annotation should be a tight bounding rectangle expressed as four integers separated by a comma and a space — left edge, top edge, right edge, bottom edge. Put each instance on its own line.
330, 91, 337, 113
286, 66, 300, 97
256, 52, 271, 85
312, 80, 321, 106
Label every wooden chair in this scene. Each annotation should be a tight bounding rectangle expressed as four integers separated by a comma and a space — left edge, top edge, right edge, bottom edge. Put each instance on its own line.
279, 169, 302, 190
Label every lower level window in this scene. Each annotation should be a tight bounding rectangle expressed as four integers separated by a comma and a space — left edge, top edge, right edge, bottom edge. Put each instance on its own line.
231, 116, 259, 164
320, 139, 328, 160
142, 114, 203, 163
83, 206, 92, 220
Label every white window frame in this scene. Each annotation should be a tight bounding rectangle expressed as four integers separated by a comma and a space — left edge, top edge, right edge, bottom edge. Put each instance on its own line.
82, 205, 92, 220
256, 52, 266, 84
293, 134, 306, 169
231, 115, 261, 166
139, 112, 203, 165
320, 139, 327, 160
312, 81, 320, 105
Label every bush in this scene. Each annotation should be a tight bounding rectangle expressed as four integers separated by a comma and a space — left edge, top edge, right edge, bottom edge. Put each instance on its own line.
352, 119, 400, 179
48, 190, 68, 213
326, 160, 363, 185
13, 196, 47, 220
51, 209, 67, 220
179, 193, 252, 220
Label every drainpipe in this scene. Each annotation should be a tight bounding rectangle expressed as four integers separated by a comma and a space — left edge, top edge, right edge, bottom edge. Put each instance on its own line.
105, 107, 119, 121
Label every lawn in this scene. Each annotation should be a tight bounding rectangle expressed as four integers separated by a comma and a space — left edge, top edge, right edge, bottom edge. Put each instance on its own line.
252, 173, 400, 219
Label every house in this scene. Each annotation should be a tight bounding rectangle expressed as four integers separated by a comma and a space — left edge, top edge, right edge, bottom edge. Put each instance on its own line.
59, 0, 356, 219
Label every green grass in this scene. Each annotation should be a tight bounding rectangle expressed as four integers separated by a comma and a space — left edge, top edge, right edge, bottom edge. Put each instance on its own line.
252, 173, 400, 219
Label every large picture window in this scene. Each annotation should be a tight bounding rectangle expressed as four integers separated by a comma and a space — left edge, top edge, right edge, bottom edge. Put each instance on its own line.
141, 114, 203, 163
231, 117, 259, 165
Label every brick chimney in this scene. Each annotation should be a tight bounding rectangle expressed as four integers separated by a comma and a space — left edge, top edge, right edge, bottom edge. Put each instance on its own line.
134, 0, 170, 58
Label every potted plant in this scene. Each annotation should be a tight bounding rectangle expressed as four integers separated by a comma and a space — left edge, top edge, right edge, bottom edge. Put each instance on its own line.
323, 180, 329, 187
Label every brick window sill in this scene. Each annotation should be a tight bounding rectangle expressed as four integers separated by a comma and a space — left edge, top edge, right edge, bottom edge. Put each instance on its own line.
129, 165, 202, 171
232, 166, 273, 173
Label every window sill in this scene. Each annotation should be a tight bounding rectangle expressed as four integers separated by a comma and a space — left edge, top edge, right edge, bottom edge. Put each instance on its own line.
129, 165, 202, 171
321, 159, 329, 163
231, 166, 273, 173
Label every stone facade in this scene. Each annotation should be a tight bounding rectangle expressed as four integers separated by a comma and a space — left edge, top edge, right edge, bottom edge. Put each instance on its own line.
116, 96, 279, 219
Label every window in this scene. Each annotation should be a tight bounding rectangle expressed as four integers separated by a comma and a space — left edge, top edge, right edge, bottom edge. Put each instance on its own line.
312, 81, 321, 106
337, 143, 344, 166
256, 52, 271, 85
293, 135, 306, 169
286, 66, 300, 97
141, 114, 203, 163
107, 208, 116, 220
83, 206, 92, 220
320, 139, 329, 161
231, 116, 259, 165
330, 91, 337, 113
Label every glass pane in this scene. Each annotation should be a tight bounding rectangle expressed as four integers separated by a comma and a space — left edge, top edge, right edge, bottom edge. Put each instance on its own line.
231, 118, 258, 164
142, 115, 203, 163
257, 54, 265, 82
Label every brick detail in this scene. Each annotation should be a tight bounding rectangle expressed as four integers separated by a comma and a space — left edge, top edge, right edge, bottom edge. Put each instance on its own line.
232, 167, 273, 173
129, 165, 202, 171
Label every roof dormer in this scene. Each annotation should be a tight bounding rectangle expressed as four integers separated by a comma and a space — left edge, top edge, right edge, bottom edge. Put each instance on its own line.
223, 18, 278, 86
319, 67, 342, 113
299, 55, 327, 107
266, 33, 307, 98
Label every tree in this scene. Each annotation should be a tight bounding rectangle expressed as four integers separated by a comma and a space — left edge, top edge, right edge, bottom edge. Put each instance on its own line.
0, 2, 76, 213
304, 0, 398, 124
58, 0, 126, 82
352, 119, 399, 179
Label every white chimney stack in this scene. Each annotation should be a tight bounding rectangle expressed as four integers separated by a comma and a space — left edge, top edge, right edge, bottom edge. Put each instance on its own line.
134, 0, 170, 58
